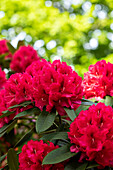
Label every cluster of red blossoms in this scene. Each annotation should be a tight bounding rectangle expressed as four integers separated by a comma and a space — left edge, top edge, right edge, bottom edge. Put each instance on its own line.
0, 40, 12, 59
83, 60, 113, 100
0, 59, 83, 127
0, 67, 7, 90
19, 140, 65, 170
10, 45, 40, 73
68, 103, 113, 168
0, 73, 32, 127
0, 39, 40, 73
26, 59, 83, 115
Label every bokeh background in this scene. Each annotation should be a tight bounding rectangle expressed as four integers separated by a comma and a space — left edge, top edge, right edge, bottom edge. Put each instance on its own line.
0, 0, 113, 76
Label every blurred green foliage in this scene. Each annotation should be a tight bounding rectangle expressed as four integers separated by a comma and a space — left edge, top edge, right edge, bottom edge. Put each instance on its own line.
0, 0, 113, 76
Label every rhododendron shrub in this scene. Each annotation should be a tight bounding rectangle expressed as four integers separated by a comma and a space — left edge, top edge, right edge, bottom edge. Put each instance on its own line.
68, 103, 113, 168
0, 39, 12, 60
83, 60, 113, 100
19, 140, 65, 170
1, 39, 113, 170
10, 45, 40, 73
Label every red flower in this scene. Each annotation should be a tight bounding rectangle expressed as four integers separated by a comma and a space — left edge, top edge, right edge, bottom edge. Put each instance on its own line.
52, 60, 73, 75
68, 103, 113, 168
95, 141, 113, 167
83, 60, 113, 100
0, 67, 7, 90
10, 45, 40, 73
0, 90, 14, 128
4, 73, 33, 108
26, 60, 83, 116
19, 140, 65, 170
0, 39, 12, 59
26, 59, 51, 77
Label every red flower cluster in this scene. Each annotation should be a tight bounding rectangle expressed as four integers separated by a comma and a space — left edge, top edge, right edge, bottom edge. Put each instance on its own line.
26, 59, 83, 116
0, 67, 7, 90
19, 140, 65, 170
0, 59, 83, 126
82, 60, 113, 100
10, 45, 40, 73
68, 103, 113, 168
0, 72, 33, 127
0, 39, 12, 59
4, 73, 33, 108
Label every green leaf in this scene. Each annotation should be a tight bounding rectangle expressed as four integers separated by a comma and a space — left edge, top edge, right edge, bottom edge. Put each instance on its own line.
0, 110, 14, 119
8, 101, 32, 109
104, 96, 113, 107
0, 120, 17, 137
41, 132, 68, 141
1, 101, 33, 119
86, 162, 99, 169
0, 53, 9, 59
36, 110, 56, 133
1, 165, 8, 170
0, 154, 7, 163
0, 131, 8, 137
65, 162, 88, 170
81, 99, 93, 102
64, 163, 77, 170
75, 163, 88, 170
7, 121, 17, 133
81, 98, 97, 106
0, 124, 8, 134
7, 42, 16, 54
13, 108, 39, 119
17, 40, 25, 49
62, 119, 71, 125
64, 108, 76, 121
42, 144, 77, 165
13, 110, 30, 119
75, 105, 90, 117
14, 128, 33, 147
7, 148, 19, 170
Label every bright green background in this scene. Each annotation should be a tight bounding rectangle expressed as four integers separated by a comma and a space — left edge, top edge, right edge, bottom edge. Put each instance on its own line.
0, 0, 113, 76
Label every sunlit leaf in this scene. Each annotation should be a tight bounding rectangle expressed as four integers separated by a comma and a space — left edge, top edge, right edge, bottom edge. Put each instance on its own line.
7, 42, 16, 54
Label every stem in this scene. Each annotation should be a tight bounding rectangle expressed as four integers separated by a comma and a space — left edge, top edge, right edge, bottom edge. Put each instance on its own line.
59, 139, 70, 144
58, 115, 62, 124
17, 122, 32, 129
53, 122, 58, 128
40, 129, 56, 135
19, 117, 37, 120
